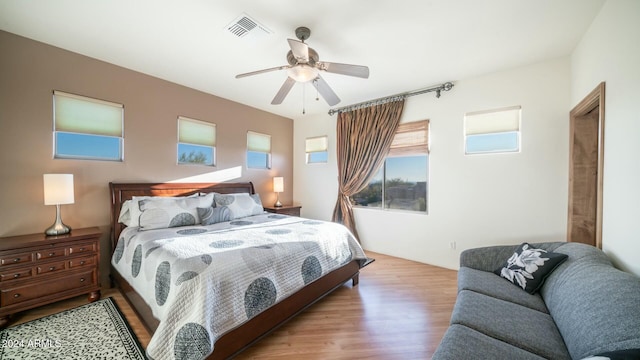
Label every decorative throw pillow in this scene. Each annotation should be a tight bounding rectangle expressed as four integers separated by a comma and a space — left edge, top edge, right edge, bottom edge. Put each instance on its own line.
197, 206, 231, 225
138, 193, 215, 230
214, 193, 263, 220
494, 243, 568, 294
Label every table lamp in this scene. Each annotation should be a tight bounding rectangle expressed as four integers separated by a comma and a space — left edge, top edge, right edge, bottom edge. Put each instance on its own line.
43, 174, 74, 236
273, 177, 284, 207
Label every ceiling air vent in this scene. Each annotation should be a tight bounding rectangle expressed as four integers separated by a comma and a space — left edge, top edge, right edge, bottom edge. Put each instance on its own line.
226, 13, 272, 39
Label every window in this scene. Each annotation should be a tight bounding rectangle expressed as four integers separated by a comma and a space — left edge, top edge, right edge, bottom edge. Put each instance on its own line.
53, 91, 123, 161
464, 106, 521, 154
247, 131, 271, 169
177, 116, 216, 166
305, 136, 328, 164
352, 120, 429, 213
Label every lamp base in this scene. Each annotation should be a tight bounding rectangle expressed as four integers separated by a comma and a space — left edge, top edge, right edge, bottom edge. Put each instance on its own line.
45, 204, 71, 236
274, 193, 283, 208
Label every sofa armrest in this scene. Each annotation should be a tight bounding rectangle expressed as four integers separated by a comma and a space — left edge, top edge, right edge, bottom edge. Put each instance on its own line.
460, 242, 565, 272
459, 245, 520, 272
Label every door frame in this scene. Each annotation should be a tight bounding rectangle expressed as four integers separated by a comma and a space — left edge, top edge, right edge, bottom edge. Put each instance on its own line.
567, 82, 605, 248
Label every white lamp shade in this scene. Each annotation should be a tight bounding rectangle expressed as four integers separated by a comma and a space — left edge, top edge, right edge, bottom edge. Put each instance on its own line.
273, 177, 284, 193
43, 174, 75, 205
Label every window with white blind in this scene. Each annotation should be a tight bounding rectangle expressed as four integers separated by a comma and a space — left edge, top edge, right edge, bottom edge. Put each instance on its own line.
177, 116, 216, 166
247, 131, 271, 169
352, 120, 429, 213
464, 106, 521, 154
305, 135, 328, 164
53, 91, 124, 161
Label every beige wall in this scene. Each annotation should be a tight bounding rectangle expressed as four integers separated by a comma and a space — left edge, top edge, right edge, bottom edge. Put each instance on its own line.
0, 31, 294, 283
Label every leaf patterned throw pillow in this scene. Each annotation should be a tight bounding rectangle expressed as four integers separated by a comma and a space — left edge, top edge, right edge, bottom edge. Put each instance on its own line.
494, 243, 568, 294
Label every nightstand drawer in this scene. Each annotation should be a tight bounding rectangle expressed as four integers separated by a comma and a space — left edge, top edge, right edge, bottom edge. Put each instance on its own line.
0, 268, 33, 282
36, 261, 67, 275
0, 252, 33, 267
36, 247, 66, 261
68, 256, 95, 269
1, 270, 96, 307
264, 205, 302, 217
69, 243, 96, 255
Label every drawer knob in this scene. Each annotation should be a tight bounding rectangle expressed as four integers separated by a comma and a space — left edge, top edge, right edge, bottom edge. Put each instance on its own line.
49, 252, 55, 257
13, 293, 20, 298
13, 258, 20, 262
13, 274, 19, 278
79, 247, 85, 251
80, 278, 85, 282
80, 261, 85, 265
49, 266, 55, 271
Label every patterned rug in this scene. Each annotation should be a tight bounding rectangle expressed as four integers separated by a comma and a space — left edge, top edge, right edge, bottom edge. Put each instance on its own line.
0, 297, 146, 359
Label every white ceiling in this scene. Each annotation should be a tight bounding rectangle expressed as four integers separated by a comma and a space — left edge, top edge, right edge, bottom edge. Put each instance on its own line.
0, 0, 604, 119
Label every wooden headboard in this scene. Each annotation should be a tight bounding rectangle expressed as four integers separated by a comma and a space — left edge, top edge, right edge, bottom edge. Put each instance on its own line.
108, 182, 255, 252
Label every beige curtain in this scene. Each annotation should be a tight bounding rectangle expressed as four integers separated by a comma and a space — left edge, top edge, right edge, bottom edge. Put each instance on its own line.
332, 100, 405, 240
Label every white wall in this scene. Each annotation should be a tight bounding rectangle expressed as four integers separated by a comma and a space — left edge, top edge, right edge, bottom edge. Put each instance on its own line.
571, 0, 640, 276
295, 58, 571, 270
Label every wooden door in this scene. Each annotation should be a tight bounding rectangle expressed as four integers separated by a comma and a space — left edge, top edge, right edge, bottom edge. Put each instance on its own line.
567, 83, 605, 248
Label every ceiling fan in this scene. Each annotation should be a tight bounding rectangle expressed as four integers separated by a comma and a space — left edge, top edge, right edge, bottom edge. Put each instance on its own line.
235, 26, 369, 107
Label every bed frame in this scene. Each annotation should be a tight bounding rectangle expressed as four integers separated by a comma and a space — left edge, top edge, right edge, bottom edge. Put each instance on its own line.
108, 182, 361, 359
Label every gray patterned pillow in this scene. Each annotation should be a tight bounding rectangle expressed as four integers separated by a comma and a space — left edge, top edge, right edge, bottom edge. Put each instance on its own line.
138, 193, 215, 230
197, 206, 231, 225
119, 193, 201, 227
494, 242, 568, 294
214, 193, 263, 220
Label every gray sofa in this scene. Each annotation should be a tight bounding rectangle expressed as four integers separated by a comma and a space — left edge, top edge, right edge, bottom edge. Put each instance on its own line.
432, 242, 640, 360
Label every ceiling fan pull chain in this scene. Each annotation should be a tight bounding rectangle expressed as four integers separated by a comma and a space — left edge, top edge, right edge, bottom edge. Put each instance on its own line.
302, 83, 306, 115
315, 79, 320, 101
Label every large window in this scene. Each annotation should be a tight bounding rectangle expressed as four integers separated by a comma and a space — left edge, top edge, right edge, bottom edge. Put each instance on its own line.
177, 116, 216, 166
464, 105, 521, 154
352, 120, 429, 213
305, 135, 328, 164
53, 91, 123, 161
247, 131, 271, 169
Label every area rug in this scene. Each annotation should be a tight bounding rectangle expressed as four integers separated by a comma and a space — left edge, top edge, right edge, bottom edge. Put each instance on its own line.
0, 297, 146, 359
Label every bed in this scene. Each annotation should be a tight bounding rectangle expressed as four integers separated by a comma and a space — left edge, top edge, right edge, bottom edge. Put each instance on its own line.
108, 182, 367, 360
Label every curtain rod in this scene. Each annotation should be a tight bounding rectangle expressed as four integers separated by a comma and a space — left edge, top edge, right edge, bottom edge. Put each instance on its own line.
328, 82, 454, 116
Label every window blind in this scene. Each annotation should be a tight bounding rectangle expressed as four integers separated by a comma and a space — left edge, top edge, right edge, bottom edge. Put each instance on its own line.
388, 120, 429, 157
305, 136, 328, 153
464, 106, 521, 135
247, 131, 271, 152
178, 116, 216, 146
53, 91, 123, 137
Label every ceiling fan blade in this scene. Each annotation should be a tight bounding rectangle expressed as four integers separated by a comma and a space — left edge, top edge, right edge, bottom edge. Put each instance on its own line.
287, 39, 309, 63
236, 65, 290, 79
312, 75, 341, 106
317, 61, 369, 78
271, 77, 296, 105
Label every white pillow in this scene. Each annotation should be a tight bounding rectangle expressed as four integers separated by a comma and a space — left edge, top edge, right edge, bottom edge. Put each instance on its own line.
138, 193, 215, 230
214, 193, 263, 220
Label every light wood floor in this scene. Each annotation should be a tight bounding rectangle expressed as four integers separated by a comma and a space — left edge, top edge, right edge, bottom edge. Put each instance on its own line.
9, 252, 458, 359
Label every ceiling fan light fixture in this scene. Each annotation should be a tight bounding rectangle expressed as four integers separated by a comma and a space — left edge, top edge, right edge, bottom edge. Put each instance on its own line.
287, 65, 318, 83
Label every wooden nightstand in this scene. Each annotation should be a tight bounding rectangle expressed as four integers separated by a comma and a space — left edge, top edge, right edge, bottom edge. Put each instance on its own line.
264, 204, 302, 217
0, 227, 101, 328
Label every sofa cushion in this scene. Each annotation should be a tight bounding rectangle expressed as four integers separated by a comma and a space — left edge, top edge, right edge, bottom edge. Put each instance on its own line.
432, 324, 547, 360
494, 242, 568, 294
451, 290, 571, 360
540, 243, 640, 359
457, 267, 549, 313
